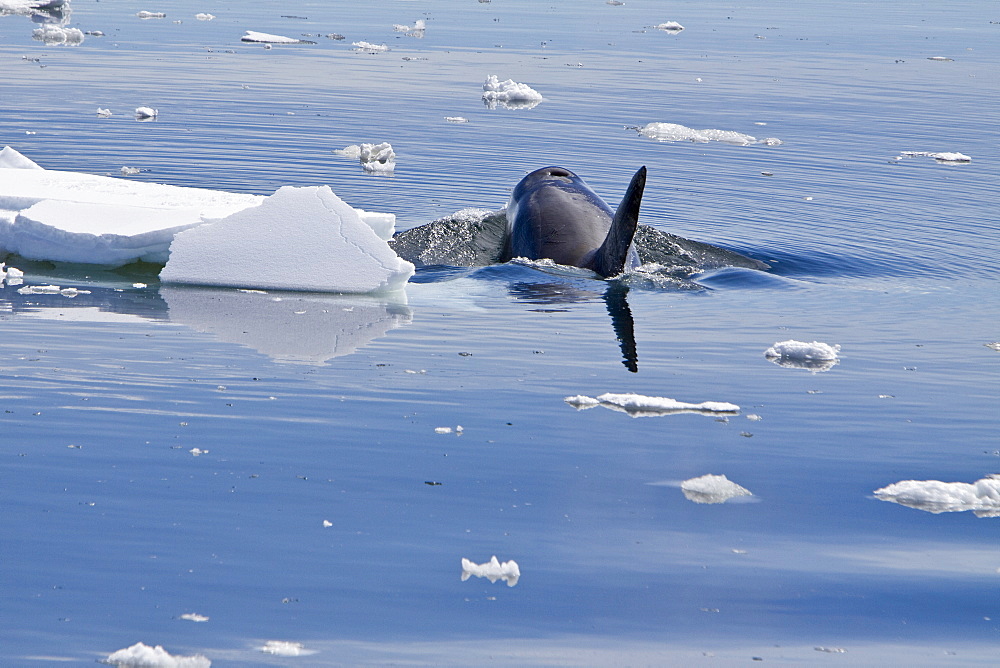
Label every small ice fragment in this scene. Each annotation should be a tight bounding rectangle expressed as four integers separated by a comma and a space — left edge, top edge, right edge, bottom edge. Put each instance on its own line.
195, 13, 215, 21
607, 0, 625, 5
179, 612, 209, 622
97, 108, 112, 117
634, 122, 781, 146
445, 116, 469, 123
897, 150, 971, 164
59, 287, 90, 297
681, 474, 753, 504
927, 56, 953, 61
873, 474, 1000, 516
651, 21, 684, 32
260, 641, 312, 656
576, 393, 740, 417
327, 33, 345, 40
353, 41, 389, 53
100, 642, 210, 667
461, 555, 520, 586
32, 25, 85, 46
358, 142, 396, 173
135, 106, 158, 119
746, 414, 762, 421
764, 339, 840, 372
5, 266, 23, 279
455, 425, 464, 433
985, 342, 1000, 352
334, 145, 362, 158
242, 30, 308, 44
393, 19, 426, 36
322, 520, 333, 527
133, 283, 148, 289
189, 447, 206, 456
482, 75, 543, 110
815, 647, 848, 654
121, 166, 141, 176
435, 427, 452, 434
136, 11, 167, 20
563, 395, 601, 409
18, 284, 62, 295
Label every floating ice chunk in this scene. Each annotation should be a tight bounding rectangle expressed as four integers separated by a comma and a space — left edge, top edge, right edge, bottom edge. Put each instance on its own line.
874, 475, 1000, 517
160, 186, 414, 293
393, 19, 426, 36
445, 116, 469, 123
136, 11, 166, 19
121, 166, 141, 176
606, 0, 625, 5
179, 613, 209, 622
461, 556, 520, 587
634, 122, 781, 146
927, 56, 953, 61
651, 21, 684, 32
97, 107, 112, 117
764, 339, 840, 372
0, 145, 42, 170
482, 75, 543, 110
985, 342, 1000, 352
565, 393, 739, 417
896, 151, 971, 164
359, 142, 395, 173
100, 642, 210, 667
681, 474, 753, 504
435, 427, 453, 434
135, 106, 158, 119
260, 641, 315, 656
353, 40, 389, 53
32, 25, 84, 45
194, 13, 214, 21
241, 30, 309, 44
334, 145, 362, 159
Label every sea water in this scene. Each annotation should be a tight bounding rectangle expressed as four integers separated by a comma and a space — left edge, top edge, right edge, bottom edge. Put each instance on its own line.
1, 1, 998, 665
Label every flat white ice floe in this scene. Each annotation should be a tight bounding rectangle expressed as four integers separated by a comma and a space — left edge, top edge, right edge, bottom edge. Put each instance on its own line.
161, 186, 414, 293
194, 13, 214, 21
895, 150, 972, 164
651, 21, 685, 32
482, 75, 543, 110
241, 30, 308, 44
681, 474, 753, 504
461, 556, 520, 587
764, 339, 840, 372
259, 640, 316, 656
353, 40, 389, 53
565, 393, 740, 417
873, 475, 1000, 517
100, 642, 210, 667
633, 122, 782, 146
136, 11, 166, 19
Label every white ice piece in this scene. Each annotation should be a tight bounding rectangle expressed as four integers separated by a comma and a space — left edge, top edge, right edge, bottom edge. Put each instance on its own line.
651, 21, 684, 32
136, 11, 166, 19
31, 25, 84, 45
634, 122, 782, 146
160, 185, 414, 293
764, 339, 840, 372
97, 107, 113, 117
896, 151, 972, 164
358, 142, 396, 173
445, 116, 469, 123
194, 13, 214, 21
874, 475, 1000, 517
482, 75, 543, 110
100, 642, 210, 668
179, 613, 209, 622
565, 393, 739, 417
353, 40, 389, 53
681, 474, 753, 504
135, 106, 158, 119
241, 30, 304, 44
260, 641, 314, 656
461, 556, 520, 587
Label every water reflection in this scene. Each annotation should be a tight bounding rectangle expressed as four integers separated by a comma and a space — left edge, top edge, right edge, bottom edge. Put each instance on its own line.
161, 286, 412, 365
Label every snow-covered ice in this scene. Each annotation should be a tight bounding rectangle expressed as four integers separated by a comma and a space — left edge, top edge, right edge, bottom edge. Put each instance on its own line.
896, 151, 972, 164
633, 122, 782, 146
461, 556, 520, 587
335, 143, 396, 173
31, 25, 84, 45
160, 186, 414, 293
0, 147, 411, 294
178, 613, 209, 622
97, 107, 113, 117
100, 642, 210, 667
681, 474, 753, 504
135, 106, 158, 119
873, 475, 1000, 517
194, 13, 214, 21
241, 30, 309, 44
136, 11, 166, 20
651, 21, 684, 32
259, 641, 315, 656
565, 393, 739, 417
482, 75, 543, 110
764, 339, 840, 372
445, 116, 469, 123
1, 0, 67, 12
393, 19, 426, 36
353, 40, 389, 53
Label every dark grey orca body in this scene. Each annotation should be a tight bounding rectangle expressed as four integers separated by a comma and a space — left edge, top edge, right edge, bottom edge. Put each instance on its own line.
500, 166, 646, 278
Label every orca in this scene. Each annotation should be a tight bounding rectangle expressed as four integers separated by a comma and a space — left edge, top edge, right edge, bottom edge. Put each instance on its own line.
499, 166, 646, 278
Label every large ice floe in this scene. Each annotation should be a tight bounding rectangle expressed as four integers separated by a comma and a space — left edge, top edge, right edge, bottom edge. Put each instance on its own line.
680, 474, 753, 504
0, 146, 413, 293
632, 122, 782, 146
764, 339, 840, 372
564, 393, 739, 417
482, 75, 543, 110
873, 475, 1000, 518
461, 556, 520, 587
100, 642, 210, 667
241, 30, 314, 44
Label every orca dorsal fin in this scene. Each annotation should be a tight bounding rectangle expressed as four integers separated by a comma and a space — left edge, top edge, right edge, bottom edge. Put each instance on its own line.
592, 166, 646, 278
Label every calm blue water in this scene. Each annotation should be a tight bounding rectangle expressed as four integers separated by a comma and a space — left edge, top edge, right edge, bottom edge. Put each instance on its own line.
2, 1, 998, 666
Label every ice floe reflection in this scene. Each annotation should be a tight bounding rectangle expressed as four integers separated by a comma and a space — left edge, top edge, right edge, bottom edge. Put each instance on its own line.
161, 286, 412, 365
